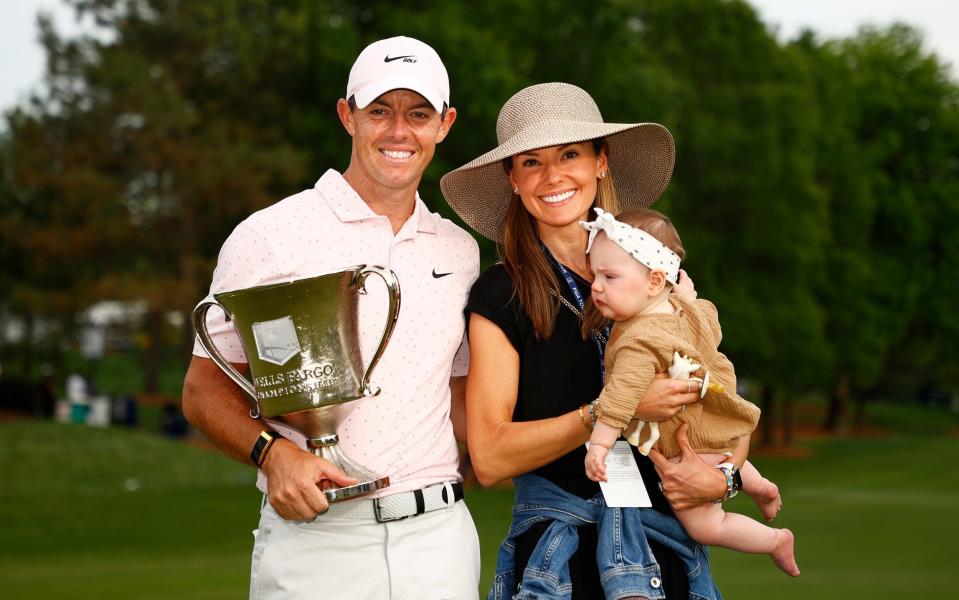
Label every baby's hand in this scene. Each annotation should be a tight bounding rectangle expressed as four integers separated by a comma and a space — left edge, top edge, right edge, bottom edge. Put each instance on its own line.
674, 269, 697, 299
585, 444, 610, 482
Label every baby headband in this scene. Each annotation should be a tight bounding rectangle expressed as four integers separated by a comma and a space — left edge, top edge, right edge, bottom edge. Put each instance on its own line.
580, 208, 681, 285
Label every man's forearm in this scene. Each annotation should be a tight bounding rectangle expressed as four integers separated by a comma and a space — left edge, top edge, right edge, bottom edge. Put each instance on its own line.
182, 355, 270, 465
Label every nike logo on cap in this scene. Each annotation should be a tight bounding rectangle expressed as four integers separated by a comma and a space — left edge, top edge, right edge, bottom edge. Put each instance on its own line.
432, 269, 452, 279
384, 55, 416, 63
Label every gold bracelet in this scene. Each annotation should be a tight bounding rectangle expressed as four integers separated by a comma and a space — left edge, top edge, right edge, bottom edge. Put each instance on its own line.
578, 404, 593, 432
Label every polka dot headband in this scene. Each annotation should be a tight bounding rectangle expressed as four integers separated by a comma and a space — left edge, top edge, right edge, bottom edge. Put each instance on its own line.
580, 208, 681, 285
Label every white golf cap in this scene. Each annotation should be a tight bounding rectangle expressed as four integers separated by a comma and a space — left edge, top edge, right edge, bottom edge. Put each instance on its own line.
347, 36, 450, 113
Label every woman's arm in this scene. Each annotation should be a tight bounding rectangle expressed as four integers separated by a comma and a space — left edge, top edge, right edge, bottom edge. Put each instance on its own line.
466, 314, 590, 486
466, 313, 710, 487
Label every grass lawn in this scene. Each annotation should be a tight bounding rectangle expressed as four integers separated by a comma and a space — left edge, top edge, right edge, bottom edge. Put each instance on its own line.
1, 402, 956, 598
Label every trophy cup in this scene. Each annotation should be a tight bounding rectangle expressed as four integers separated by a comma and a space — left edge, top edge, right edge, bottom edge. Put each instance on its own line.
192, 265, 400, 503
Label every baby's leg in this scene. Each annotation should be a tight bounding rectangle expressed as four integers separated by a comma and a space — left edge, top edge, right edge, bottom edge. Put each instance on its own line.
674, 501, 799, 577
740, 460, 782, 521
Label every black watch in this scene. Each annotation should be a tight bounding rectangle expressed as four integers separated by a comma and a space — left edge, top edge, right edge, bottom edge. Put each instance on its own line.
250, 430, 281, 467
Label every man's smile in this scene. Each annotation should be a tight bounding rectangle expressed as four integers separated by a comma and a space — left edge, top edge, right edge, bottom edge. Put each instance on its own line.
380, 148, 415, 161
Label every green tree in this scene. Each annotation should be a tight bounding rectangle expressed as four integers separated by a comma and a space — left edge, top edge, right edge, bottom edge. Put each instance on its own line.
4, 0, 957, 428
632, 0, 830, 445
3, 1, 309, 391
796, 24, 959, 429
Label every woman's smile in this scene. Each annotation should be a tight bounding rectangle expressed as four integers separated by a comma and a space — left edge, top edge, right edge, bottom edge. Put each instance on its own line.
539, 188, 578, 204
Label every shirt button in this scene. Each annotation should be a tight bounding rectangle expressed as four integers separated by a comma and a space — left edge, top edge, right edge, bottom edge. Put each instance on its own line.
650, 577, 661, 588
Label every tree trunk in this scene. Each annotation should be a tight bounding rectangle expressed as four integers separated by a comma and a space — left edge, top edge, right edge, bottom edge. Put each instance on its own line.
825, 372, 850, 433
782, 393, 794, 448
853, 391, 868, 429
178, 244, 199, 362
178, 182, 200, 361
759, 384, 776, 448
181, 311, 195, 360
21, 313, 34, 377
143, 309, 163, 394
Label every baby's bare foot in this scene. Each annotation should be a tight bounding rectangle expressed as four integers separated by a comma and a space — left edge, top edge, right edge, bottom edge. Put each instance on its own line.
771, 528, 800, 577
752, 479, 782, 521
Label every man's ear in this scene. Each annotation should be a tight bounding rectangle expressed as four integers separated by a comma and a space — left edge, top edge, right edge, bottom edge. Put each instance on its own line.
435, 106, 458, 144
336, 98, 356, 136
648, 270, 668, 295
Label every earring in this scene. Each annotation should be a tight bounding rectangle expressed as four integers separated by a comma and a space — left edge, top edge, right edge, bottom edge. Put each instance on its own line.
513, 187, 519, 193
599, 171, 606, 179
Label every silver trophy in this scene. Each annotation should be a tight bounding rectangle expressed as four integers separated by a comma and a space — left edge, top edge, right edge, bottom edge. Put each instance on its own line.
193, 265, 400, 502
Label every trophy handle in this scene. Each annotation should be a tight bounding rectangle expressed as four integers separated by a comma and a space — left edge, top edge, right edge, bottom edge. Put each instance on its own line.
354, 266, 401, 397
192, 300, 262, 419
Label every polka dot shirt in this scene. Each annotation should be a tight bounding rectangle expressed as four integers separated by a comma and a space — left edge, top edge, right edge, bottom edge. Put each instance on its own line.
193, 170, 480, 496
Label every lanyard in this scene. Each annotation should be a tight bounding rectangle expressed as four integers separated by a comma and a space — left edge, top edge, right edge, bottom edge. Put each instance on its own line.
539, 242, 612, 381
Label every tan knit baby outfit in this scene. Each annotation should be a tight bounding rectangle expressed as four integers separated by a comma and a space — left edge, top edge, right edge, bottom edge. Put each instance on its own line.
596, 294, 760, 458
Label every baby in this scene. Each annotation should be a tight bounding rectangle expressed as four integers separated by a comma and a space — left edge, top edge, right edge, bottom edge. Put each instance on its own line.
581, 207, 799, 577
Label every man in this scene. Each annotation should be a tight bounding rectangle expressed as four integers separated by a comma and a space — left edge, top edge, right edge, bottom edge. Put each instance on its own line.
182, 36, 481, 599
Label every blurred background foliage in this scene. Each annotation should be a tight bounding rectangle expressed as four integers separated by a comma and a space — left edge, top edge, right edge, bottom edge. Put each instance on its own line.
1, 0, 958, 441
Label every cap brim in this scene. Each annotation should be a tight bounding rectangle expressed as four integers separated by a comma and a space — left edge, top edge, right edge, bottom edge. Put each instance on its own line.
352, 75, 447, 113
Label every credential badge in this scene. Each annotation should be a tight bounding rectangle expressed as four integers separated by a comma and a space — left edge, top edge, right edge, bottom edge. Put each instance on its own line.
252, 316, 300, 366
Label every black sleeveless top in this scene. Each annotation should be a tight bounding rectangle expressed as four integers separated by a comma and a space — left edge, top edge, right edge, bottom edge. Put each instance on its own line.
466, 263, 690, 599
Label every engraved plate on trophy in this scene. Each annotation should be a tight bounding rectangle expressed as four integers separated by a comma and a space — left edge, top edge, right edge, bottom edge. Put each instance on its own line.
193, 265, 400, 503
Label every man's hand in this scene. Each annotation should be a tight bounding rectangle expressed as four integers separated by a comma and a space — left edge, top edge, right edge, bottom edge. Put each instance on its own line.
648, 422, 726, 510
261, 439, 358, 521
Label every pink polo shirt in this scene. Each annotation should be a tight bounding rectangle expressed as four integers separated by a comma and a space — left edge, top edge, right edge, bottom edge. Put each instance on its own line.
194, 170, 479, 496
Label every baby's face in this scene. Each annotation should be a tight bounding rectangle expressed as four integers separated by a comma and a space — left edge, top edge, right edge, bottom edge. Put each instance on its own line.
588, 233, 656, 321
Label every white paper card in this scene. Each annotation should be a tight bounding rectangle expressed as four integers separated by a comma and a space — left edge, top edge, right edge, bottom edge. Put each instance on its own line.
588, 440, 652, 508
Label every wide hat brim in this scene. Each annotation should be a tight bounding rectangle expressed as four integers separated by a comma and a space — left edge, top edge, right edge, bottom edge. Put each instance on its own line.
440, 119, 675, 242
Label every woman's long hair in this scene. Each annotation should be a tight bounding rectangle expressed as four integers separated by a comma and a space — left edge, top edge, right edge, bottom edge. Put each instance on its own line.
501, 139, 621, 340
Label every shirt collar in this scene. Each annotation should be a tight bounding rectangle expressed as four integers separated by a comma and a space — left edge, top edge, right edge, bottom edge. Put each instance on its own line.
316, 169, 437, 235
409, 195, 438, 234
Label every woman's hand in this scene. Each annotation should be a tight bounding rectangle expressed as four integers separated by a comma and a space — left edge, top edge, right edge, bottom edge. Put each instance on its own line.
648, 423, 727, 510
634, 373, 700, 422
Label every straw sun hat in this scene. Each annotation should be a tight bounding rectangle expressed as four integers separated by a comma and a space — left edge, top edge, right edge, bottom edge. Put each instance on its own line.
440, 82, 675, 242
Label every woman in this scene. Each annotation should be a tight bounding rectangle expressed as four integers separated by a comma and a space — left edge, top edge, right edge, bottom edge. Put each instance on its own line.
441, 83, 730, 599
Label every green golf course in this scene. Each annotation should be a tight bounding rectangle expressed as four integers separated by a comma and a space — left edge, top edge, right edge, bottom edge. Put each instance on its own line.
1, 401, 955, 599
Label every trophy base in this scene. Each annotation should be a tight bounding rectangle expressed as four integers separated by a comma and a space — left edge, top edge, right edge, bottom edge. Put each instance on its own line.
308, 435, 390, 503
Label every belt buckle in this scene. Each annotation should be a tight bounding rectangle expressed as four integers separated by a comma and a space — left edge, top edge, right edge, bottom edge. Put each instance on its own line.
373, 497, 410, 523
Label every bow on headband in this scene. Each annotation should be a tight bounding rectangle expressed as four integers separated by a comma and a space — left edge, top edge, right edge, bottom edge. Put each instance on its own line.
580, 208, 681, 285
